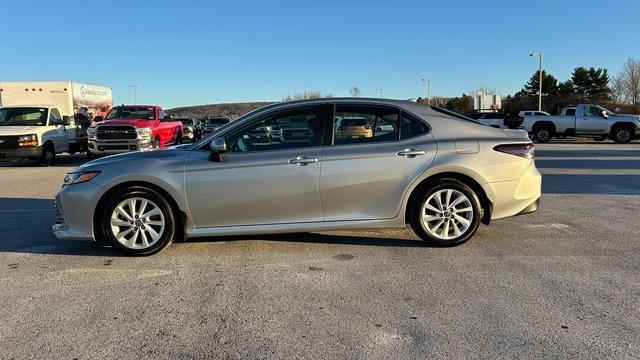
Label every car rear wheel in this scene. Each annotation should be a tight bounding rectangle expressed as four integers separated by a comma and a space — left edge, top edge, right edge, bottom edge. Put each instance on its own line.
100, 187, 176, 255
410, 179, 481, 246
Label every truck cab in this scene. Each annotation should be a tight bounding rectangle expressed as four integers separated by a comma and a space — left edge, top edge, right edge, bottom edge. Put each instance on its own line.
87, 105, 183, 156
0, 105, 76, 165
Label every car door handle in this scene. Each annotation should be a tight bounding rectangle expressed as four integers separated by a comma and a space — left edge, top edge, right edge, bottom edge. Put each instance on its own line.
396, 148, 426, 156
288, 155, 318, 166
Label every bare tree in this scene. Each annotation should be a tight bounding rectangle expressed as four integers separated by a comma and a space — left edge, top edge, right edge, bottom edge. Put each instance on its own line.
282, 91, 333, 102
349, 86, 361, 97
611, 74, 627, 104
616, 58, 640, 108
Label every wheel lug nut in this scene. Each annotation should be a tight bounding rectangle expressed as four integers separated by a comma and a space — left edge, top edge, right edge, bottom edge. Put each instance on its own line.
134, 227, 138, 230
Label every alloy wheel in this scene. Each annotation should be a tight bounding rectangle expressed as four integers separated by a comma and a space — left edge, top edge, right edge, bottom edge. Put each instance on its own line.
617, 130, 630, 143
110, 197, 165, 249
421, 189, 474, 240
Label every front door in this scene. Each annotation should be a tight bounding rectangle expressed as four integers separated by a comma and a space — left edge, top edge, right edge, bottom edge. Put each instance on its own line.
184, 105, 331, 228
577, 105, 609, 134
320, 104, 436, 221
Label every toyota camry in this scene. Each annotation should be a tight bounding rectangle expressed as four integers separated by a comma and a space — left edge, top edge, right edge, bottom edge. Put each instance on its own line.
53, 98, 541, 255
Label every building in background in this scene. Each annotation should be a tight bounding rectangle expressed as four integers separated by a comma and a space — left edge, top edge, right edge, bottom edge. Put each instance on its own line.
473, 91, 501, 112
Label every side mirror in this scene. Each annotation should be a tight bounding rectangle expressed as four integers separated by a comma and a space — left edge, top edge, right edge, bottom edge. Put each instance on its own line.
602, 110, 609, 119
93, 116, 104, 122
208, 138, 226, 162
62, 116, 71, 126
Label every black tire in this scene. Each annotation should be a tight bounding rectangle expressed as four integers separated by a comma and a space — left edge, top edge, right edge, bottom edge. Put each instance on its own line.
409, 179, 482, 247
612, 127, 633, 144
152, 137, 161, 149
99, 186, 177, 256
40, 142, 55, 166
533, 125, 552, 143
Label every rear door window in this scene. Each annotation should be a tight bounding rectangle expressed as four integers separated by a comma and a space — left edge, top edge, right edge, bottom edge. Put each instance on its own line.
333, 105, 399, 145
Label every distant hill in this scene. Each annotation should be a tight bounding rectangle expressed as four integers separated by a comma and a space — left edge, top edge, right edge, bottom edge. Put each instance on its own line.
166, 102, 273, 120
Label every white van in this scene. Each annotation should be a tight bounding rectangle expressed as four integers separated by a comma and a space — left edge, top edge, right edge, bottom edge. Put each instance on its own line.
0, 81, 112, 165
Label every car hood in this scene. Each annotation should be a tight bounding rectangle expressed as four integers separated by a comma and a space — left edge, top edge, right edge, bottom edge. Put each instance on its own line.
94, 119, 154, 127
77, 147, 188, 172
611, 114, 640, 121
0, 126, 45, 135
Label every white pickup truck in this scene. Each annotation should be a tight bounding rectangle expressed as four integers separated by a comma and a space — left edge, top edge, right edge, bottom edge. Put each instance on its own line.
522, 104, 640, 143
0, 81, 112, 165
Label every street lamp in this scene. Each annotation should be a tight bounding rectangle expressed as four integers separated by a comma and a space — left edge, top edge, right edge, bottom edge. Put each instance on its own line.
376, 88, 383, 98
529, 52, 543, 111
421, 78, 431, 105
128, 84, 140, 104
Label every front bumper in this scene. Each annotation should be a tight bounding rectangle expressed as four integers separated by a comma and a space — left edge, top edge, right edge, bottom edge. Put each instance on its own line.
88, 138, 152, 155
52, 180, 105, 241
0, 146, 43, 160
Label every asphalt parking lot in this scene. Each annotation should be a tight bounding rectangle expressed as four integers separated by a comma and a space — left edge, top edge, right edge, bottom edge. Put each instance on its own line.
1, 141, 639, 359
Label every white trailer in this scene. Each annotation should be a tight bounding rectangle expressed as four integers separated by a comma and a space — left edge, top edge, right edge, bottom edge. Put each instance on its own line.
0, 81, 112, 165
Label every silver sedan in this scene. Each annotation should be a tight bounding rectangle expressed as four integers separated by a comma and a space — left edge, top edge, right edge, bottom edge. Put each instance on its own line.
53, 98, 541, 255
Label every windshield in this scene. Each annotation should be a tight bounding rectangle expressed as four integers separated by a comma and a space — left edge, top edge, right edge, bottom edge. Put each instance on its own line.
0, 108, 48, 126
106, 106, 156, 120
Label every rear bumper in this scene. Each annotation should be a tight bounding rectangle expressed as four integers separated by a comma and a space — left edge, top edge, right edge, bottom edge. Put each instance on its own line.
0, 146, 43, 160
482, 160, 542, 220
88, 138, 152, 155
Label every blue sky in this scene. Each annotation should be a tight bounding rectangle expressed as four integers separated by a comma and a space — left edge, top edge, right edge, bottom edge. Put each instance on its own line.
4, 0, 639, 108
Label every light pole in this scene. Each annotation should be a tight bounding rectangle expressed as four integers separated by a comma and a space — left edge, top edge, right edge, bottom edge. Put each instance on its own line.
529, 52, 543, 111
128, 84, 140, 104
421, 78, 431, 105
376, 88, 383, 98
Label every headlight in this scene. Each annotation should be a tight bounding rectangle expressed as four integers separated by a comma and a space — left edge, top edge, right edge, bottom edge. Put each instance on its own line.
63, 171, 101, 185
87, 127, 96, 139
18, 134, 38, 147
136, 127, 152, 138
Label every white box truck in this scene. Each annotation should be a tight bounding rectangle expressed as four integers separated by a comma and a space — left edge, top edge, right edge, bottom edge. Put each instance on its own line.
0, 81, 112, 165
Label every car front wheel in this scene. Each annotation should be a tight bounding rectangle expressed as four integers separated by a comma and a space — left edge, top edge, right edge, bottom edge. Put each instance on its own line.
100, 187, 177, 255
410, 179, 481, 246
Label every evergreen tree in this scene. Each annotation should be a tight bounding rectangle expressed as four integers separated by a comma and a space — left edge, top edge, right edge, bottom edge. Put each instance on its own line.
522, 70, 558, 96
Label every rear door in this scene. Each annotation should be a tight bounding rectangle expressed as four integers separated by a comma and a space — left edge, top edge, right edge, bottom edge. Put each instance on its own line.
320, 104, 436, 221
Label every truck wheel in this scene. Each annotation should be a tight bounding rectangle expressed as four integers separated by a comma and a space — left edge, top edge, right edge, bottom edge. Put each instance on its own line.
612, 127, 633, 144
40, 142, 55, 166
152, 137, 161, 149
533, 126, 552, 143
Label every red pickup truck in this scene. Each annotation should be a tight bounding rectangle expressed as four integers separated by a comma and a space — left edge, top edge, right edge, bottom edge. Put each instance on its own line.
87, 105, 183, 156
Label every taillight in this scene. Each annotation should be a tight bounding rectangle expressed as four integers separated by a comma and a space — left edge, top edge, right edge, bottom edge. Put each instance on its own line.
517, 116, 524, 125
494, 143, 535, 159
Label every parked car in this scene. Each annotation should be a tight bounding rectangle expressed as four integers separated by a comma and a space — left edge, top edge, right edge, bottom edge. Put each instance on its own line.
54, 98, 541, 255
465, 112, 507, 128
522, 104, 640, 143
177, 117, 203, 143
335, 117, 373, 139
0, 81, 112, 165
87, 105, 183, 156
202, 117, 230, 135
518, 110, 550, 117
